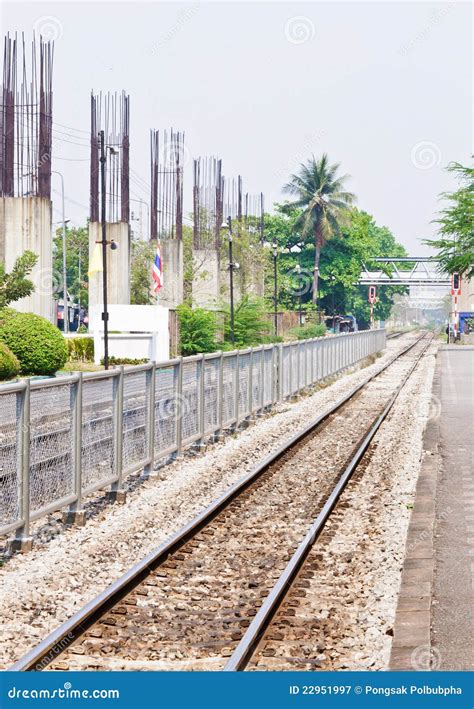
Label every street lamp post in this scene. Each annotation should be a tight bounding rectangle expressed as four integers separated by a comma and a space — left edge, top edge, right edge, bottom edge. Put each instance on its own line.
52, 170, 68, 333
99, 130, 110, 369
272, 243, 278, 337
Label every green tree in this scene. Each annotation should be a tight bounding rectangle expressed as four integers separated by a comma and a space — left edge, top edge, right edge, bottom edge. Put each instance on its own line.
283, 154, 355, 307
130, 239, 156, 305
53, 225, 89, 307
0, 251, 38, 308
424, 162, 474, 278
222, 296, 271, 347
318, 210, 407, 328
177, 303, 217, 355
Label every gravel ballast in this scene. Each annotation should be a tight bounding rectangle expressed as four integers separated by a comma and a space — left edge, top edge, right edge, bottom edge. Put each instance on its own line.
0, 333, 432, 668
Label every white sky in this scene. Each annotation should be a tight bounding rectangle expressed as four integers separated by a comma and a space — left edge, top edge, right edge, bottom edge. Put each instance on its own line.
1, 1, 472, 254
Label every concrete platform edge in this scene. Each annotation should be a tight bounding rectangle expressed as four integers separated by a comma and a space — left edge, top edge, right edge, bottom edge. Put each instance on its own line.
389, 351, 441, 671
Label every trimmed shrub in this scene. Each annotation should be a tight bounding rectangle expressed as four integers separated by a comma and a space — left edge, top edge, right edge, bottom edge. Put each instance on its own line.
67, 336, 94, 362
177, 304, 217, 356
289, 323, 327, 340
0, 341, 20, 380
0, 311, 68, 375
100, 356, 148, 366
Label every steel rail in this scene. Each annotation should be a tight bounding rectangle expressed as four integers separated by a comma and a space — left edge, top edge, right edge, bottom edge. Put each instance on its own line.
10, 332, 427, 672
224, 333, 433, 671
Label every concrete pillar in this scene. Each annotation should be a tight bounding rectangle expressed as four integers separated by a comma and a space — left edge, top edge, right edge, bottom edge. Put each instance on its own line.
88, 221, 130, 307
192, 248, 220, 309
0, 197, 53, 321
158, 239, 183, 309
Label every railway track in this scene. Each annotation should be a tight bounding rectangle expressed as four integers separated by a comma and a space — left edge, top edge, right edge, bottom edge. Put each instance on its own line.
11, 332, 432, 672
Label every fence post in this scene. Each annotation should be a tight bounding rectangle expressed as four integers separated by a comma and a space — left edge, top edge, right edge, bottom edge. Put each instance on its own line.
176, 357, 184, 456
198, 354, 206, 446
9, 380, 32, 553
217, 351, 224, 438
142, 364, 156, 479
248, 348, 253, 419
64, 373, 85, 525
110, 366, 126, 503
260, 347, 265, 412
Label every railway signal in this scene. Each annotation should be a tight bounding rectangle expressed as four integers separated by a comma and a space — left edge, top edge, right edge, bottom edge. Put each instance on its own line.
368, 286, 377, 329
451, 272, 461, 295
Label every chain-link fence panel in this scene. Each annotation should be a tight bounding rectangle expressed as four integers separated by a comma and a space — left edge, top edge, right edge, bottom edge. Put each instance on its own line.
122, 370, 148, 473
251, 349, 263, 413
297, 342, 304, 390
238, 353, 251, 418
0, 391, 21, 533
81, 376, 115, 492
222, 355, 237, 426
263, 348, 274, 406
281, 346, 291, 398
29, 383, 74, 514
181, 360, 200, 444
305, 340, 312, 386
290, 344, 299, 395
155, 365, 178, 456
204, 357, 220, 435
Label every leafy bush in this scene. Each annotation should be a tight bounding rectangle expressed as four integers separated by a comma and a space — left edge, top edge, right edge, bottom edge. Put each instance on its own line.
0, 341, 20, 380
223, 296, 271, 348
0, 311, 68, 375
177, 304, 217, 356
100, 356, 148, 366
289, 323, 327, 340
67, 337, 94, 362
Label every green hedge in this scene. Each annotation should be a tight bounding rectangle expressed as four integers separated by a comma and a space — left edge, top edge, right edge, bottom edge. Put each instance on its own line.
288, 323, 327, 340
0, 341, 20, 380
0, 311, 68, 376
67, 337, 94, 362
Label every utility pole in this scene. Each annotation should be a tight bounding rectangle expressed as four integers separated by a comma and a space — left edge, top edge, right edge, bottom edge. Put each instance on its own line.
99, 130, 109, 370
227, 216, 235, 345
273, 243, 278, 337
52, 171, 68, 333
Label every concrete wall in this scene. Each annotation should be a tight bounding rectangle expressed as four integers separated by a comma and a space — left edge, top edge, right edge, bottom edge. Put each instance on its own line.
457, 277, 474, 313
192, 248, 220, 309
0, 197, 53, 321
158, 239, 183, 309
88, 303, 168, 334
88, 222, 130, 307
92, 333, 169, 365
89, 304, 170, 364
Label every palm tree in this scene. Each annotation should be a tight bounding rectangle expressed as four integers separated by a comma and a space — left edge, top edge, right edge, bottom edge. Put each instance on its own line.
283, 153, 355, 309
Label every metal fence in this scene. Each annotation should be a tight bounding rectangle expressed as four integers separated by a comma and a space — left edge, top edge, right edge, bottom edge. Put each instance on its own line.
0, 329, 385, 543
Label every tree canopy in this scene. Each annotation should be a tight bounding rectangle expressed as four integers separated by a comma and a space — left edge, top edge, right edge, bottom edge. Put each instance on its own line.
424, 162, 474, 278
0, 251, 38, 308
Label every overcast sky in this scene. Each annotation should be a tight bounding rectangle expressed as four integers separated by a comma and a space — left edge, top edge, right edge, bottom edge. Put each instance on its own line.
2, 1, 472, 254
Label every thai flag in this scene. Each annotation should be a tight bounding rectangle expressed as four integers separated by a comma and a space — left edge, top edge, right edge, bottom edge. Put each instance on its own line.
152, 242, 163, 292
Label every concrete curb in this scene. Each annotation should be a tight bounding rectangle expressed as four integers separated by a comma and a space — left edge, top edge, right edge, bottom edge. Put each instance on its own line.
389, 352, 441, 671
